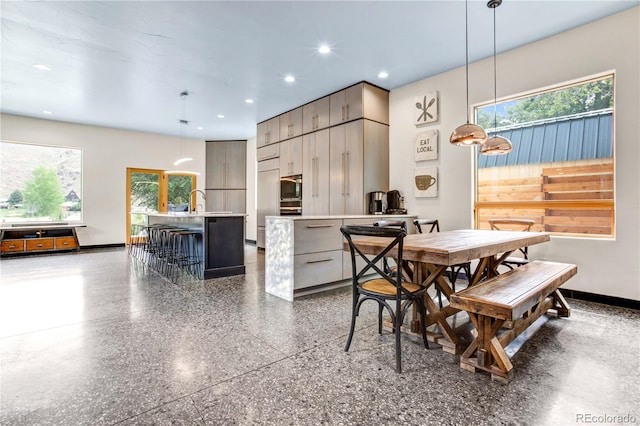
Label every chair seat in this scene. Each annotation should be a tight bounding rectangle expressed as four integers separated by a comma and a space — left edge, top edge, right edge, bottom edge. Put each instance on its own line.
503, 256, 528, 265
362, 278, 422, 296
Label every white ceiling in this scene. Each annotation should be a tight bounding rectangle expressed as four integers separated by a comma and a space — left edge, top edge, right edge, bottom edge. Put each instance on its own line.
1, 1, 637, 140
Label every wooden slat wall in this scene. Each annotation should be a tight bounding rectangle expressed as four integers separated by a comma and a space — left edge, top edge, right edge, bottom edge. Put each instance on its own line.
476, 161, 613, 236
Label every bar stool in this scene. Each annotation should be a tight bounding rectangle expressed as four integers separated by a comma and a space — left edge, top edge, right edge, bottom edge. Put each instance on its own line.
173, 230, 204, 280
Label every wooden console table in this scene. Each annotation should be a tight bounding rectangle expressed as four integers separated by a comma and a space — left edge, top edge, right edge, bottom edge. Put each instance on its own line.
0, 224, 85, 256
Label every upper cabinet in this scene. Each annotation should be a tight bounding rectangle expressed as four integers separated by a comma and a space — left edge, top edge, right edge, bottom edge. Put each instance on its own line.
302, 96, 330, 133
257, 116, 280, 147
330, 83, 389, 126
279, 136, 303, 177
279, 107, 303, 141
205, 141, 246, 190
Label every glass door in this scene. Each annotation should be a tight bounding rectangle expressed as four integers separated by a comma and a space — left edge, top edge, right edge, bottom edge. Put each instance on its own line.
125, 168, 196, 244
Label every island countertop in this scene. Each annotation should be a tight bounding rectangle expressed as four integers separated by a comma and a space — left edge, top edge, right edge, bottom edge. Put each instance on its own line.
265, 214, 416, 221
146, 212, 247, 218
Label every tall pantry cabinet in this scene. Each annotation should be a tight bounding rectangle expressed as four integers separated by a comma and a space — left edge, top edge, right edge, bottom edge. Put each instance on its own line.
256, 81, 389, 238
205, 140, 246, 213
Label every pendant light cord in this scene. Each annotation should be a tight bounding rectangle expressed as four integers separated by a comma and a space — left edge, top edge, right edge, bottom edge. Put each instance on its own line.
493, 5, 498, 130
465, 0, 470, 124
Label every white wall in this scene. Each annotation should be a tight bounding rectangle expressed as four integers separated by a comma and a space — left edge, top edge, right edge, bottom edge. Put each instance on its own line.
389, 7, 639, 300
245, 136, 257, 242
0, 114, 206, 246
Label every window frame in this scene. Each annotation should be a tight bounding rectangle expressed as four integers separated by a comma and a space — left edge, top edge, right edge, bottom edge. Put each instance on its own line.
473, 72, 615, 239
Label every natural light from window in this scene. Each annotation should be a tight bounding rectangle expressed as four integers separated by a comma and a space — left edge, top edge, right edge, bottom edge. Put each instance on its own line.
0, 141, 83, 224
474, 74, 614, 238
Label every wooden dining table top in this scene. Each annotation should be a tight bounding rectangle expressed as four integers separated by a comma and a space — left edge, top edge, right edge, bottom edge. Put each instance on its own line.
345, 229, 550, 266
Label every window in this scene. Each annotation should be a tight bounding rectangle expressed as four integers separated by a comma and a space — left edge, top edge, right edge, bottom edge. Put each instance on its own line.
474, 74, 614, 238
0, 141, 82, 224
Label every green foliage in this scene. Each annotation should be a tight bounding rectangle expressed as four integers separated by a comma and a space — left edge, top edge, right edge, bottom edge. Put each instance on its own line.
8, 190, 23, 205
130, 173, 159, 212
168, 175, 193, 205
477, 78, 613, 129
22, 166, 65, 219
68, 201, 82, 212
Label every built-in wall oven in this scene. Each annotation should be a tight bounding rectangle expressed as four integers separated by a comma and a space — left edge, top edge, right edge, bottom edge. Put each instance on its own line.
280, 174, 302, 215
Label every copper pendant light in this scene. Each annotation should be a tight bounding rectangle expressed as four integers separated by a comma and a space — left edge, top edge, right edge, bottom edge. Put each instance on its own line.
450, 0, 487, 146
480, 0, 512, 155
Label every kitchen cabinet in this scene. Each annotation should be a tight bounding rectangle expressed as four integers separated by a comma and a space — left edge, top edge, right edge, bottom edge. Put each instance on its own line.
302, 129, 330, 215
206, 141, 246, 190
257, 116, 280, 147
256, 81, 389, 222
279, 136, 303, 177
257, 158, 280, 249
205, 190, 246, 213
302, 96, 330, 133
264, 215, 416, 300
279, 107, 302, 140
329, 120, 389, 215
330, 82, 389, 126
256, 143, 279, 162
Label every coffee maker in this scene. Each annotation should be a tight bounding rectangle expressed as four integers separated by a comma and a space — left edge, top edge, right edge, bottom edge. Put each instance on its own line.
386, 190, 407, 214
368, 191, 385, 215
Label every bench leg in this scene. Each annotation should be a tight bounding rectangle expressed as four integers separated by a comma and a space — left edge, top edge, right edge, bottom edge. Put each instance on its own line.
460, 313, 515, 382
552, 290, 571, 317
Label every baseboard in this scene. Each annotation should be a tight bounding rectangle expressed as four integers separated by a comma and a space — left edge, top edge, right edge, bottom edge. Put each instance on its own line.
559, 289, 639, 310
80, 243, 125, 250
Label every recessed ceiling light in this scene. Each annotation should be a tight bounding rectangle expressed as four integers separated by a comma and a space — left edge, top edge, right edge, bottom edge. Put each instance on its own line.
197, 126, 204, 130
318, 45, 330, 54
217, 114, 224, 119
33, 64, 51, 71
378, 71, 389, 79
43, 110, 53, 115
245, 99, 254, 104
284, 75, 295, 83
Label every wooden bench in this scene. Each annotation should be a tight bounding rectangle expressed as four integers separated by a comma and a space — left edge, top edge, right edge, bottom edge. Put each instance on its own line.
449, 260, 576, 383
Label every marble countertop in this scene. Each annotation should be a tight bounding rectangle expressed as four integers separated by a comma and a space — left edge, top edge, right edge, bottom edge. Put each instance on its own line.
145, 212, 247, 218
266, 214, 417, 220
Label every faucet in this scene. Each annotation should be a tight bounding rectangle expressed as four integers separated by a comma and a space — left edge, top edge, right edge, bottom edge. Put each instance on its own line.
189, 189, 206, 214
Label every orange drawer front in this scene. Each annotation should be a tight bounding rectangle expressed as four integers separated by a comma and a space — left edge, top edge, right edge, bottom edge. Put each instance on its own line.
26, 238, 55, 251
1, 240, 25, 253
55, 237, 77, 249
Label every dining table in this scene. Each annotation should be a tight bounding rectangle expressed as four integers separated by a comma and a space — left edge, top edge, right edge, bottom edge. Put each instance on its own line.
346, 228, 551, 354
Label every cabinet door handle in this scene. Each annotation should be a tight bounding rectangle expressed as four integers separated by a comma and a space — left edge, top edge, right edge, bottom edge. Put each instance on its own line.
345, 104, 349, 120
315, 157, 319, 197
37, 243, 44, 247
8, 245, 16, 249
341, 152, 346, 195
306, 257, 333, 264
306, 224, 333, 228
345, 151, 350, 196
62, 241, 69, 245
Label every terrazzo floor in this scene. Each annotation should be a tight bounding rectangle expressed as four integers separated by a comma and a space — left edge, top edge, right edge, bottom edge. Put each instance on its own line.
0, 246, 638, 425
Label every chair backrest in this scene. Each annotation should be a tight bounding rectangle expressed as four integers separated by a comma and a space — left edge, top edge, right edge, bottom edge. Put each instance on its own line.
489, 219, 534, 232
413, 219, 439, 234
340, 225, 407, 293
489, 219, 534, 258
372, 219, 407, 232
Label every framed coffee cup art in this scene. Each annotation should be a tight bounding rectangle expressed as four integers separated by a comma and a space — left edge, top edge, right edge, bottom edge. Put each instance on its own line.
415, 167, 438, 198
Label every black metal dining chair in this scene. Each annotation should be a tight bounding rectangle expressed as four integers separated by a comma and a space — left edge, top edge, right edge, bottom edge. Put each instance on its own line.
413, 219, 472, 291
372, 220, 407, 278
341, 225, 429, 373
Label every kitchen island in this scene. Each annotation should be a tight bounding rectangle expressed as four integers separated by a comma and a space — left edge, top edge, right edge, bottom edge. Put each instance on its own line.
146, 212, 246, 279
265, 214, 417, 301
